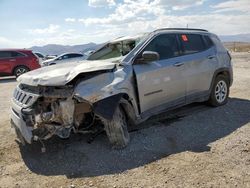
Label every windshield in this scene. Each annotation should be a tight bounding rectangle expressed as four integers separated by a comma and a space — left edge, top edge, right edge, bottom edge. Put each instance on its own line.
87, 35, 146, 61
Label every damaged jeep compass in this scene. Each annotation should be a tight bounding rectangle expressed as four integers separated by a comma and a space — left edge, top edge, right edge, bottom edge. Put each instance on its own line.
11, 28, 233, 149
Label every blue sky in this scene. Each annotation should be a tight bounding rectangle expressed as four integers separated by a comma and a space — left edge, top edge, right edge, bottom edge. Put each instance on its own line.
0, 0, 249, 48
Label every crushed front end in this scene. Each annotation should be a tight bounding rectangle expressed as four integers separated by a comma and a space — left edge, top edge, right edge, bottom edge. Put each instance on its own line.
11, 84, 96, 144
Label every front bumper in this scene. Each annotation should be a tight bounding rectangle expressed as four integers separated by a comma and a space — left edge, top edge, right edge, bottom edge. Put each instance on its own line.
10, 98, 33, 144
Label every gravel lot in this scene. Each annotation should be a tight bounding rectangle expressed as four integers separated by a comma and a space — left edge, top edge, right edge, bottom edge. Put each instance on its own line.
0, 52, 249, 188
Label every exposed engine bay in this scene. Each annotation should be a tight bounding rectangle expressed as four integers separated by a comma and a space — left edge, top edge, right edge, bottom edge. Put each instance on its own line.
19, 84, 103, 143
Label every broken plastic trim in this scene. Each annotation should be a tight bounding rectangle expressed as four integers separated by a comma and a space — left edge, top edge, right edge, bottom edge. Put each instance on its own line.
93, 93, 124, 120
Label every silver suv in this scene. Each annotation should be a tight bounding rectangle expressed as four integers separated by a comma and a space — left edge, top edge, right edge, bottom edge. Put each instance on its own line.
11, 28, 233, 149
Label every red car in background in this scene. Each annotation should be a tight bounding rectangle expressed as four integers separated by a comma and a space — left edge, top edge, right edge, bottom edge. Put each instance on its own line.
0, 49, 40, 77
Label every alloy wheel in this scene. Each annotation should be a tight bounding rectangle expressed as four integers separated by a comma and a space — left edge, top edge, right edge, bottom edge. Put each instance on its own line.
215, 80, 228, 103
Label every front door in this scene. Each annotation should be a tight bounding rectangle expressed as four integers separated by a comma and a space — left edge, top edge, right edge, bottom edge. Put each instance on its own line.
133, 34, 186, 116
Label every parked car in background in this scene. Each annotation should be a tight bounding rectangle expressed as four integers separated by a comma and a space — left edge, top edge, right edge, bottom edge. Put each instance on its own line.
34, 52, 45, 59
0, 49, 40, 77
41, 52, 84, 66
45, 55, 57, 60
34, 52, 46, 64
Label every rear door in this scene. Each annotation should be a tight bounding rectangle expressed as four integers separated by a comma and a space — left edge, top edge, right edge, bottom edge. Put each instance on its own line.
0, 51, 13, 75
133, 34, 186, 115
11, 51, 26, 66
178, 34, 217, 101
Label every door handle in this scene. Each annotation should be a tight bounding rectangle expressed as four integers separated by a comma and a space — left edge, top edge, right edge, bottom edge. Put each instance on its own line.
9, 59, 16, 62
174, 62, 184, 67
207, 55, 215, 59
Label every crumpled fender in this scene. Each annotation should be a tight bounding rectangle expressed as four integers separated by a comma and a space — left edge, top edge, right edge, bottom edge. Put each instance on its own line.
73, 68, 129, 103
73, 66, 138, 121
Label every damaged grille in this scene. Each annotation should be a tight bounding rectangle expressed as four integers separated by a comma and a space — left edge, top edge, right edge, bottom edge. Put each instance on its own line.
13, 86, 40, 107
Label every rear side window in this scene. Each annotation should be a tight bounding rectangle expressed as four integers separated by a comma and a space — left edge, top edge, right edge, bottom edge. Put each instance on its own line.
35, 53, 44, 58
179, 34, 206, 55
69, 54, 83, 58
11, 51, 25, 57
58, 55, 69, 60
0, 51, 12, 58
143, 34, 179, 60
0, 51, 26, 58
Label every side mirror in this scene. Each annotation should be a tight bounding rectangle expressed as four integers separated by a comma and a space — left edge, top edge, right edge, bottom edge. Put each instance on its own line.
142, 51, 160, 62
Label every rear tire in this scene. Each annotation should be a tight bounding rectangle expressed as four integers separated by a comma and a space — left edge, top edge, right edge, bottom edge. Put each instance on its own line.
14, 66, 29, 78
102, 105, 130, 149
208, 75, 229, 106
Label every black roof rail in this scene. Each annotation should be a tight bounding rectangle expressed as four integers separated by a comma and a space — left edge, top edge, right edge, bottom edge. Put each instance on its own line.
154, 28, 208, 32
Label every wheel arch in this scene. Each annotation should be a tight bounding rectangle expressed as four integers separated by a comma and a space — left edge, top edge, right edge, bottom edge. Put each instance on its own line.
210, 68, 231, 91
12, 65, 30, 75
93, 93, 137, 125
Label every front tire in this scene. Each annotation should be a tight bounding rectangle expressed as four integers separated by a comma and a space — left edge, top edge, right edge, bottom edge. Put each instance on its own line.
102, 105, 130, 149
208, 75, 229, 106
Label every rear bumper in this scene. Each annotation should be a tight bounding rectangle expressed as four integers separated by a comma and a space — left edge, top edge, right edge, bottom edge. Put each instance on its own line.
10, 99, 33, 144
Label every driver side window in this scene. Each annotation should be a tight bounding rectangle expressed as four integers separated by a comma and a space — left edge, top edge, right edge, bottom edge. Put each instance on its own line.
143, 34, 180, 60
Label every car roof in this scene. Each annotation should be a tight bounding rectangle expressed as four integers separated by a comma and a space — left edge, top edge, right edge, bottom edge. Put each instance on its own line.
58, 52, 83, 57
153, 28, 211, 35
0, 48, 32, 52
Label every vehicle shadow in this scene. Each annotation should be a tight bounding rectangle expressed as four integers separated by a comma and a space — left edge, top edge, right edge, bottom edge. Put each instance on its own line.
18, 97, 250, 178
0, 76, 16, 83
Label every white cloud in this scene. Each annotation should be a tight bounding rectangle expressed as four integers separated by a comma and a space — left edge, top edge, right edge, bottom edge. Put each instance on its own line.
154, 0, 205, 10
211, 0, 250, 13
79, 0, 207, 26
80, 0, 165, 26
28, 29, 82, 46
65, 18, 76, 22
0, 36, 16, 48
29, 24, 60, 35
88, 0, 116, 7
78, 0, 250, 38
2, 0, 250, 48
80, 13, 250, 42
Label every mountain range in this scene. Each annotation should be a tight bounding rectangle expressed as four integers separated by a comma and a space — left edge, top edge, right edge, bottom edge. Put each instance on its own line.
219, 33, 250, 43
30, 42, 99, 56
29, 33, 250, 55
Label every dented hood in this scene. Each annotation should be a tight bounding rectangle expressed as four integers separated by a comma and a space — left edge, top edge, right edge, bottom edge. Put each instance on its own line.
17, 59, 116, 86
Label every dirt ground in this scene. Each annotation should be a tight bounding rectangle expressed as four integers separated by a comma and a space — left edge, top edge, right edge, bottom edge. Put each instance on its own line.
0, 52, 249, 188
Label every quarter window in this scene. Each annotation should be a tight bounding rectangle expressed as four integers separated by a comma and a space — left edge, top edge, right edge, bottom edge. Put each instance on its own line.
143, 34, 179, 60
179, 34, 206, 55
203, 35, 214, 49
